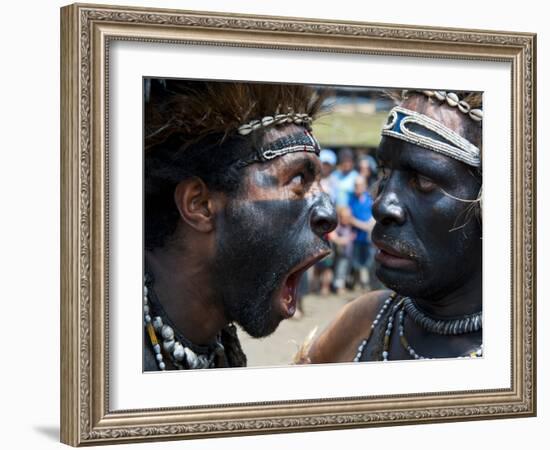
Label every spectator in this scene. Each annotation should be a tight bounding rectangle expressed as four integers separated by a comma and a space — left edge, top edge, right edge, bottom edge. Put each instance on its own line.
358, 154, 378, 189
330, 148, 358, 206
348, 177, 375, 289
331, 206, 356, 295
319, 148, 338, 203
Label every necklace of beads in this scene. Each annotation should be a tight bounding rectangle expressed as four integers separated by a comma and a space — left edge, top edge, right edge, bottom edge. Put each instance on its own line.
353, 293, 397, 362
143, 275, 225, 371
396, 308, 483, 360
402, 297, 482, 335
354, 294, 483, 362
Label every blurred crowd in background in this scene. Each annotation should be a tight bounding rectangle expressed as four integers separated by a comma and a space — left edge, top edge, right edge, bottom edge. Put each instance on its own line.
312, 147, 381, 295
293, 87, 393, 317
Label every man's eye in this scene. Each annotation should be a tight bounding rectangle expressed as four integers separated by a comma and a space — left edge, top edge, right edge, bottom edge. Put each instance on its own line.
411, 174, 437, 192
290, 173, 306, 185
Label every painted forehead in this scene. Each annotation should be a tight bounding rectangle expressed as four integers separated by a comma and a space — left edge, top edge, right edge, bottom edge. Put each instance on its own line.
378, 137, 468, 176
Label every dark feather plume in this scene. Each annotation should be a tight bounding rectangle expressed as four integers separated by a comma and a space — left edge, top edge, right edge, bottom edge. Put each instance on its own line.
145, 80, 324, 151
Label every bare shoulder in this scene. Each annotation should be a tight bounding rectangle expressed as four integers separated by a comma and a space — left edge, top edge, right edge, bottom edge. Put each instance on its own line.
347, 289, 394, 324
307, 289, 393, 364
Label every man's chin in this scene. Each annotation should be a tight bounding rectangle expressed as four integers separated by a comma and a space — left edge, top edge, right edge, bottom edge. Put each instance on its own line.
238, 316, 281, 338
375, 265, 427, 298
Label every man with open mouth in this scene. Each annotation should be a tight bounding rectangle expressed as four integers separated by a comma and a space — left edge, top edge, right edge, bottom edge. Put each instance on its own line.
143, 80, 337, 370
305, 89, 483, 362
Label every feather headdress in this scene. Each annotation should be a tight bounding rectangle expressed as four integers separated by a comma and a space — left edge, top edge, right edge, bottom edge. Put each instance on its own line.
145, 79, 325, 152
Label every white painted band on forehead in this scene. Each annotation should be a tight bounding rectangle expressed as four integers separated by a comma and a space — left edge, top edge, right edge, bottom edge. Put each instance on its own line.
381, 106, 481, 167
236, 129, 321, 168
260, 129, 320, 161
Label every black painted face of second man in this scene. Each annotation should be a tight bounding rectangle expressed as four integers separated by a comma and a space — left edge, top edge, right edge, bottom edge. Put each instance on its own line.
212, 136, 337, 338
372, 135, 482, 302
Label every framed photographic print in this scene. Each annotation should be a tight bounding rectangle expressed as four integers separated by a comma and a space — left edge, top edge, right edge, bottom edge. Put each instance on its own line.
60, 3, 536, 446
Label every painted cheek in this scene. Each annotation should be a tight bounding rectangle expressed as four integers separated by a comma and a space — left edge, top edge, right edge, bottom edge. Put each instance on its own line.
248, 198, 311, 232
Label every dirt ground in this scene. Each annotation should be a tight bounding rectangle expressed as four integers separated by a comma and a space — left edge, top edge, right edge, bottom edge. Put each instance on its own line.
239, 289, 366, 367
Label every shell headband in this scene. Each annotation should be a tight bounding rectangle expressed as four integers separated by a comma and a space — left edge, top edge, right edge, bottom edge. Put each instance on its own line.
237, 113, 313, 136
382, 106, 481, 167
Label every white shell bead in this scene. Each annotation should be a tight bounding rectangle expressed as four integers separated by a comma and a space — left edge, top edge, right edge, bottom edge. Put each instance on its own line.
161, 324, 174, 341
238, 125, 252, 135
446, 92, 459, 106
152, 316, 163, 331
184, 347, 199, 368
434, 91, 446, 101
172, 342, 185, 361
458, 100, 471, 113
163, 339, 175, 353
261, 116, 274, 126
469, 109, 483, 121
158, 362, 166, 370
156, 353, 163, 362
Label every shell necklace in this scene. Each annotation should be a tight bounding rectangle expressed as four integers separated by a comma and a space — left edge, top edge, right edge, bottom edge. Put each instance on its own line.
354, 294, 482, 362
143, 273, 225, 370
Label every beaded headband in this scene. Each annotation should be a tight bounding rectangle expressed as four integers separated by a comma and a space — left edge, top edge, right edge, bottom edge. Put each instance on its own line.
382, 106, 481, 167
236, 129, 321, 168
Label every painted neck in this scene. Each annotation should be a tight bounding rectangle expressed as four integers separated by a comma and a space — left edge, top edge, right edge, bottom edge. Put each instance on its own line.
145, 244, 227, 346
413, 269, 482, 319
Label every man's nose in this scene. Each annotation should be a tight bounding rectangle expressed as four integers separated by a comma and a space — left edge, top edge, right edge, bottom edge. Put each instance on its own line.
373, 188, 406, 226
310, 193, 338, 237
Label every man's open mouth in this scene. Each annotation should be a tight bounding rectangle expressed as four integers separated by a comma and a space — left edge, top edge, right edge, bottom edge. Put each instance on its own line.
373, 238, 417, 270
278, 250, 330, 318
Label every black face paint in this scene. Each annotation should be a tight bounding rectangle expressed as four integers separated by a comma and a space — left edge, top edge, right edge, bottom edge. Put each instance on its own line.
372, 136, 482, 301
213, 191, 336, 338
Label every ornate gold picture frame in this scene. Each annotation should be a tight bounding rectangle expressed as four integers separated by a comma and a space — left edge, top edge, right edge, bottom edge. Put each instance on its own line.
60, 3, 536, 446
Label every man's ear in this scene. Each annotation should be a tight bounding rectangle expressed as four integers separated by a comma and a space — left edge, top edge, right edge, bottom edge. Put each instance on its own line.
174, 178, 216, 233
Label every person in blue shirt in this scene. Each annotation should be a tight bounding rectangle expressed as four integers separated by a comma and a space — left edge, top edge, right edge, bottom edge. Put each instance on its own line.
348, 177, 375, 289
